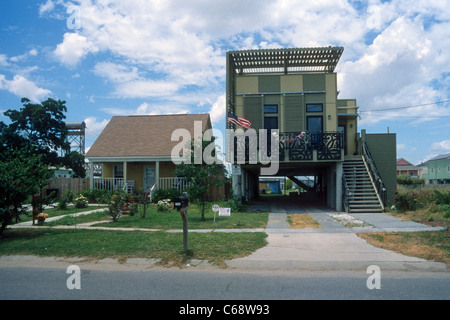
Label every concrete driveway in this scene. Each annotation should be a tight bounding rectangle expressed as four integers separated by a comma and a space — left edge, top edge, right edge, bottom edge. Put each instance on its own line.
227, 196, 448, 272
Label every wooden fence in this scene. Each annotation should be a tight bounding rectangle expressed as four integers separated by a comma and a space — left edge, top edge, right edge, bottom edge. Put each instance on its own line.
45, 178, 90, 199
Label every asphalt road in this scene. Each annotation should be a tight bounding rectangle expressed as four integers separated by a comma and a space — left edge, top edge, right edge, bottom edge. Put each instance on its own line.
1, 265, 449, 302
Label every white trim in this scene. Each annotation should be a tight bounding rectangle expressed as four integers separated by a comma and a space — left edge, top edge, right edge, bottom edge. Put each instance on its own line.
86, 156, 173, 162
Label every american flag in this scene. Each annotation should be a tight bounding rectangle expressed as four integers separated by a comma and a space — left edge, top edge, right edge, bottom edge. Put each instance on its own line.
227, 112, 251, 129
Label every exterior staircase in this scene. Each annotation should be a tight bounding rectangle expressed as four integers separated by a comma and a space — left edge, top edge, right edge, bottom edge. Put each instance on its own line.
343, 156, 384, 213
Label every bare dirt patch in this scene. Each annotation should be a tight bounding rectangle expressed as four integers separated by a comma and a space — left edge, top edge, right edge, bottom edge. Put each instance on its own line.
287, 214, 320, 229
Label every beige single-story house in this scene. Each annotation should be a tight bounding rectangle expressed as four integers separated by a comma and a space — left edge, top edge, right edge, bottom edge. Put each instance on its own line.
86, 113, 212, 194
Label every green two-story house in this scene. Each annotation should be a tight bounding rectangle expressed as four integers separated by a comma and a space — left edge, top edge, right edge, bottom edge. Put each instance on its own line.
421, 154, 450, 184
225, 47, 397, 213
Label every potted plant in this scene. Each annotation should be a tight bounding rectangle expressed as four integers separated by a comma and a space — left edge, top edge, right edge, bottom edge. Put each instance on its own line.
36, 213, 48, 225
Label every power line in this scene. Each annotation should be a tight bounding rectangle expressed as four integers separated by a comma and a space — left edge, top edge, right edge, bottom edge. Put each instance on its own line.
359, 99, 450, 113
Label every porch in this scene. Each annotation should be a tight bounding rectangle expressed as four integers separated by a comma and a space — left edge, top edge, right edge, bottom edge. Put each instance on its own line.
88, 160, 188, 194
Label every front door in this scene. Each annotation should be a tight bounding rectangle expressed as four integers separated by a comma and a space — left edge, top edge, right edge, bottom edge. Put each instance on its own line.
143, 165, 155, 191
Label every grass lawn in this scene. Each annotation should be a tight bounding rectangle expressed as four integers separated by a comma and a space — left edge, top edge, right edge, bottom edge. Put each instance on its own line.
49, 202, 269, 230
12, 205, 106, 223
358, 203, 450, 267
1, 202, 269, 268
0, 228, 267, 268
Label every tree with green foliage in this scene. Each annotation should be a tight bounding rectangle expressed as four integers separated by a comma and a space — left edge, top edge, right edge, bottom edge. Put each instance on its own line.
174, 134, 227, 221
0, 97, 85, 177
0, 149, 50, 235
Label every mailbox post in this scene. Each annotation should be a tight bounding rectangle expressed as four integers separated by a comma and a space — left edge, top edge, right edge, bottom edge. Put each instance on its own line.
174, 192, 189, 251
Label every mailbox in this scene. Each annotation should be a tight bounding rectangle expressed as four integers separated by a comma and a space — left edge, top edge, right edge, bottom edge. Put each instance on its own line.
173, 196, 189, 211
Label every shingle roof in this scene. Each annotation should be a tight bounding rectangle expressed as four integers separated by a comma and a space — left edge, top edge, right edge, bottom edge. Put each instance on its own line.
86, 114, 211, 158
426, 153, 450, 162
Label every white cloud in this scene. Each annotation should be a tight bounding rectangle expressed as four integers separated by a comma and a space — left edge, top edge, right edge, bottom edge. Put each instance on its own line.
209, 94, 226, 124
0, 74, 51, 102
53, 32, 98, 67
39, 0, 55, 16
430, 140, 450, 153
101, 102, 189, 116
84, 116, 109, 137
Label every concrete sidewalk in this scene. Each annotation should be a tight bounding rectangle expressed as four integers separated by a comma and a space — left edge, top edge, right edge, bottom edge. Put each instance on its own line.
8, 204, 448, 272
225, 209, 448, 272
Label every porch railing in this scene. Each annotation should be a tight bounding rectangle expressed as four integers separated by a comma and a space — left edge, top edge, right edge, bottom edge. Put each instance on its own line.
92, 177, 190, 193
158, 177, 190, 192
92, 178, 124, 191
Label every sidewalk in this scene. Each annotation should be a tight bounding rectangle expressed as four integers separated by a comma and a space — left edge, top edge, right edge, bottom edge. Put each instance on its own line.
7, 205, 448, 272
225, 208, 448, 272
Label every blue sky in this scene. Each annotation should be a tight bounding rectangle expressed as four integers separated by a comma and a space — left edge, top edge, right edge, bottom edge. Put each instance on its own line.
1, 0, 449, 165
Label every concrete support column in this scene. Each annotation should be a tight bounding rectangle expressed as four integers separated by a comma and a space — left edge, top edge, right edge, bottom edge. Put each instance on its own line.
232, 165, 242, 203
336, 162, 343, 212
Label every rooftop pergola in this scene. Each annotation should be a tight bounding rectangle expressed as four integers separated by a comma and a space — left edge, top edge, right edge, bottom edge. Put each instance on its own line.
227, 46, 344, 75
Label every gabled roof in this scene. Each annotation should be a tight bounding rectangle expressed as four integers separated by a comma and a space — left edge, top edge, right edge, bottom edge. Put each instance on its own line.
397, 158, 414, 166
86, 114, 211, 158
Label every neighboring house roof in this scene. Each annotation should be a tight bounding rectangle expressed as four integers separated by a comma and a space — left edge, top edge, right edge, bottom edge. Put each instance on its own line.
86, 114, 211, 159
425, 153, 450, 162
397, 158, 414, 166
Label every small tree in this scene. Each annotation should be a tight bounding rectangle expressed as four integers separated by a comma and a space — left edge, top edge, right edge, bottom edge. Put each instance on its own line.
174, 135, 227, 221
0, 149, 50, 235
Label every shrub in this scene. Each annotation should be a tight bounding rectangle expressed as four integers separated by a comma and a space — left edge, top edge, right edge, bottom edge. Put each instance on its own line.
74, 195, 89, 208
156, 200, 171, 212
57, 197, 69, 210
433, 190, 450, 205
152, 188, 180, 203
80, 189, 112, 203
397, 176, 425, 186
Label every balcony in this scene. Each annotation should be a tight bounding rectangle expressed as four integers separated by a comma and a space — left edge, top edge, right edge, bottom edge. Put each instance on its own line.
230, 131, 344, 163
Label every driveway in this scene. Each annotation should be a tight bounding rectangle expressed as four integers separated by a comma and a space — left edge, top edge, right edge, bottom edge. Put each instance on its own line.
227, 196, 447, 272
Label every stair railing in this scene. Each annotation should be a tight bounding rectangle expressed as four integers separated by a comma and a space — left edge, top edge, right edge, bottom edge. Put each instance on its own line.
342, 177, 351, 213
362, 142, 387, 211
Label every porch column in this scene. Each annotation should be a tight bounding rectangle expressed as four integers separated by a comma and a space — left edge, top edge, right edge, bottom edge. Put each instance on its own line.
335, 162, 343, 211
89, 162, 94, 189
155, 161, 160, 189
123, 161, 128, 189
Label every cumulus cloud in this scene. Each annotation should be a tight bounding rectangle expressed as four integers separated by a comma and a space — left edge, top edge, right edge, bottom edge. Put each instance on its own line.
84, 116, 109, 137
209, 95, 226, 124
430, 140, 450, 153
53, 32, 98, 67
0, 74, 51, 102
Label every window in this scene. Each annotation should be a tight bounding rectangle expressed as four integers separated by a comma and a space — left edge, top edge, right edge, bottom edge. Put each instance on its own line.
114, 164, 124, 178
306, 103, 323, 112
307, 116, 323, 132
264, 105, 278, 113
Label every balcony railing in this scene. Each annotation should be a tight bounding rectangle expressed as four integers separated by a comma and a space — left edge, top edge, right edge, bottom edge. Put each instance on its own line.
231, 131, 343, 163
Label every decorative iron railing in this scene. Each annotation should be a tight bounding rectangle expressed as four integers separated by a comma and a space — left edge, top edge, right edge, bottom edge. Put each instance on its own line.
362, 142, 387, 210
231, 131, 343, 163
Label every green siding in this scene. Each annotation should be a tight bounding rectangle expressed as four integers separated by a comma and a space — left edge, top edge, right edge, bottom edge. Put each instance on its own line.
243, 96, 263, 131
365, 134, 397, 206
303, 74, 325, 91
284, 94, 304, 132
258, 75, 280, 93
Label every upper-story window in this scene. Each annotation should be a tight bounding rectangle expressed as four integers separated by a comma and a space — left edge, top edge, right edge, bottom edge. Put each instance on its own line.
264, 105, 278, 113
306, 103, 323, 112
